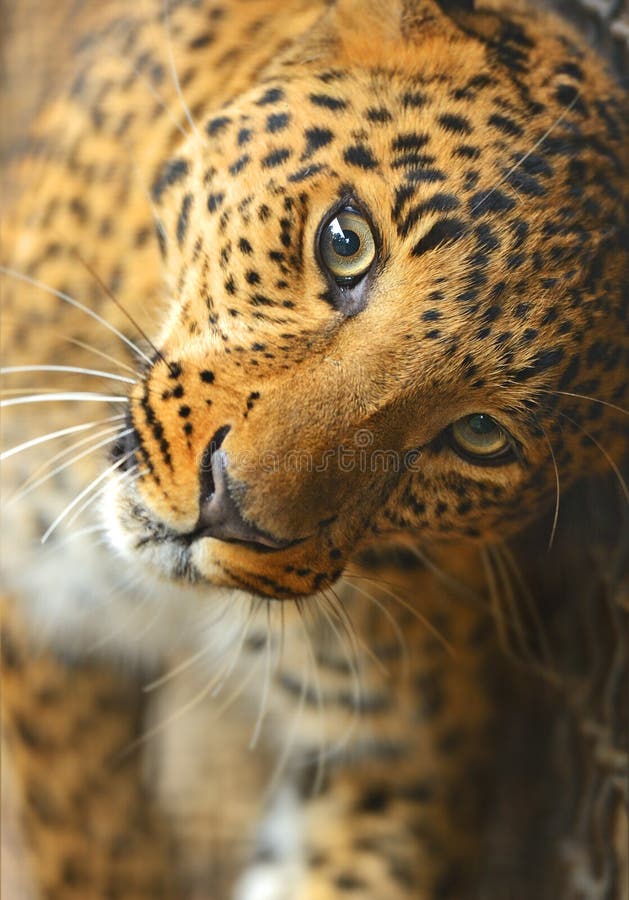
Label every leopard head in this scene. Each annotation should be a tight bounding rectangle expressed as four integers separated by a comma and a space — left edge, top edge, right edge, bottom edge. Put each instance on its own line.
105, 0, 628, 598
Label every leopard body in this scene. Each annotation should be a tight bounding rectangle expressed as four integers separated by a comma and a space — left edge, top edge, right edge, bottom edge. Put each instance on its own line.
1, 1, 627, 897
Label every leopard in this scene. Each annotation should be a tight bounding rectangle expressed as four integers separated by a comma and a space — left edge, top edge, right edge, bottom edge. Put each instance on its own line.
1, 0, 627, 898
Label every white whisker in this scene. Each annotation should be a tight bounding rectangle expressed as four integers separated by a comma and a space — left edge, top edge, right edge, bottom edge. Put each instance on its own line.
1, 418, 115, 462
344, 572, 456, 659
212, 650, 263, 719
540, 426, 561, 551
40, 450, 134, 544
405, 545, 481, 603
62, 336, 138, 375
329, 582, 391, 678
487, 546, 560, 685
487, 545, 534, 663
210, 606, 253, 699
0, 267, 153, 366
128, 156, 169, 248
162, 0, 204, 143
112, 37, 192, 141
493, 544, 556, 674
263, 651, 309, 804
537, 387, 628, 417
1, 387, 67, 396
54, 524, 109, 549
1, 392, 127, 409
471, 91, 580, 215
343, 578, 409, 683
86, 578, 157, 652
561, 412, 629, 505
316, 591, 362, 759
7, 418, 125, 501
481, 547, 513, 659
63, 462, 146, 533
120, 610, 253, 758
142, 601, 232, 693
1, 365, 135, 384
9, 428, 131, 507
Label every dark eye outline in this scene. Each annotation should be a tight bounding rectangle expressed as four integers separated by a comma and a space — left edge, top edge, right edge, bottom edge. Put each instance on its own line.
448, 413, 518, 466
315, 196, 380, 300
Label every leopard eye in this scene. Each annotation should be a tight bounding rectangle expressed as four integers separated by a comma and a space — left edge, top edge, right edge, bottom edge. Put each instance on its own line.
450, 414, 512, 462
319, 208, 376, 284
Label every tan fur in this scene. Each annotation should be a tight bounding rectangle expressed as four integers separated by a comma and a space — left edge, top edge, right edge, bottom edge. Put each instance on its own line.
1, 0, 627, 897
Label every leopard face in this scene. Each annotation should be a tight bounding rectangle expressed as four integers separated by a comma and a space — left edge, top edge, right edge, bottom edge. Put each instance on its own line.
105, 0, 628, 600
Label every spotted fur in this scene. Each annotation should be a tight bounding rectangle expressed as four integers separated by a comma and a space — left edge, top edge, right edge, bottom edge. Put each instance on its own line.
1, 0, 627, 897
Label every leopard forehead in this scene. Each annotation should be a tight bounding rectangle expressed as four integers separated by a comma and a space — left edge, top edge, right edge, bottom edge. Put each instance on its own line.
150, 15, 626, 385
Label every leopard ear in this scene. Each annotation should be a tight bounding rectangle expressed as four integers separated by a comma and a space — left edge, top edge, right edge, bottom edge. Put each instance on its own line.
331, 0, 475, 44
333, 0, 475, 25
272, 0, 472, 71
269, 0, 405, 71
329, 0, 405, 44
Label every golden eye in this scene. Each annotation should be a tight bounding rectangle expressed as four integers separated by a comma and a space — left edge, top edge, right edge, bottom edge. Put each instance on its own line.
451, 414, 512, 461
319, 208, 376, 283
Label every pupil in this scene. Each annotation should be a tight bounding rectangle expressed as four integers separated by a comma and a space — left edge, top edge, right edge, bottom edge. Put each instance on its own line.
470, 414, 494, 435
331, 228, 360, 257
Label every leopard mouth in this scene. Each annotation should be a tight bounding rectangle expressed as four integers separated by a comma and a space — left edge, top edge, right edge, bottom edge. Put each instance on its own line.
130, 511, 303, 558
184, 526, 306, 554
106, 486, 329, 598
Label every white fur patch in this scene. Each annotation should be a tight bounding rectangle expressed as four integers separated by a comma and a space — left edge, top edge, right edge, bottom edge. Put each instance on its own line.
234, 784, 305, 900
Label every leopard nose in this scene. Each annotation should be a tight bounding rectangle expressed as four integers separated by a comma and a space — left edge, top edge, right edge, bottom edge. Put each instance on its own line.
196, 445, 292, 551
